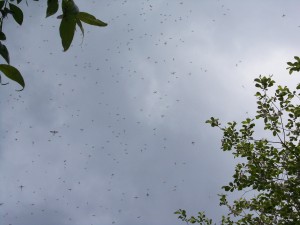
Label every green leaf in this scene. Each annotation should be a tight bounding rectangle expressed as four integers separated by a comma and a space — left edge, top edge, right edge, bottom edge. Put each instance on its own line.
0, 31, 6, 41
189, 217, 197, 223
223, 186, 230, 191
17, 0, 22, 4
59, 15, 76, 51
76, 18, 84, 37
9, 3, 23, 25
77, 12, 107, 27
46, 0, 59, 18
0, 64, 24, 90
175, 210, 183, 215
0, 1, 5, 9
0, 42, 9, 64
62, 0, 79, 15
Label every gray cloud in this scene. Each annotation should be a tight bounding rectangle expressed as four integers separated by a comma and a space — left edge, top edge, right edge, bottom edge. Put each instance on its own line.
1, 0, 300, 224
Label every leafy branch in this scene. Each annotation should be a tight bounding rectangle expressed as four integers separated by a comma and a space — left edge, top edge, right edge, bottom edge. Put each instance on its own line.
176, 58, 300, 224
0, 0, 107, 90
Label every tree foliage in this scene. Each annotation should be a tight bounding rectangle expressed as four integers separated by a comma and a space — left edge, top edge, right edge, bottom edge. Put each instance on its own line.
0, 0, 107, 90
176, 58, 300, 224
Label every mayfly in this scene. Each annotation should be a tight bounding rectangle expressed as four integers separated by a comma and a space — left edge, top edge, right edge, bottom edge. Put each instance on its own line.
50, 130, 58, 135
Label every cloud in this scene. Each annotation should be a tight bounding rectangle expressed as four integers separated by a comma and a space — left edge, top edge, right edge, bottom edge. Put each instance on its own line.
1, 0, 300, 225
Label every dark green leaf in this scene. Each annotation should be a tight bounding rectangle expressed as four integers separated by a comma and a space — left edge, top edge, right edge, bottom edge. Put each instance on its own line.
62, 0, 79, 16
59, 15, 76, 51
46, 0, 59, 18
9, 3, 23, 25
76, 18, 84, 37
0, 42, 9, 64
223, 186, 230, 191
77, 12, 107, 27
0, 31, 6, 40
0, 1, 5, 9
0, 64, 24, 90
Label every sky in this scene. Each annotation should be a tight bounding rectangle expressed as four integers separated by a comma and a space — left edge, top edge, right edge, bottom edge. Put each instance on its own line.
1, 0, 300, 224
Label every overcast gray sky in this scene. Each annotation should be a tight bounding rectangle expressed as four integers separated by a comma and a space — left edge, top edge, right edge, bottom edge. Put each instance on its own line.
1, 0, 300, 224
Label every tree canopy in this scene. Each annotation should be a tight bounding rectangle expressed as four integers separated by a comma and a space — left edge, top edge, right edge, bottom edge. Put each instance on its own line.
176, 57, 300, 224
0, 0, 107, 90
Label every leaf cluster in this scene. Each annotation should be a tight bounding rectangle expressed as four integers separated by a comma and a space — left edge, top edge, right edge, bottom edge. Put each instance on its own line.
175, 209, 213, 225
51, 0, 107, 51
176, 59, 300, 224
0, 0, 25, 90
287, 56, 300, 75
0, 0, 107, 90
